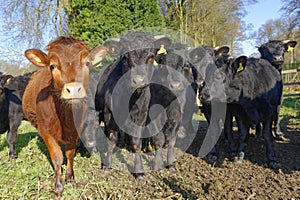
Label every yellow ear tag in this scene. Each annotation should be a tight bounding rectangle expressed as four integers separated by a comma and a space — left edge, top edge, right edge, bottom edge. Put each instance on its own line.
111, 47, 115, 53
153, 60, 158, 66
189, 67, 192, 73
237, 62, 244, 72
157, 44, 167, 55
287, 45, 294, 52
193, 55, 198, 61
6, 77, 12, 84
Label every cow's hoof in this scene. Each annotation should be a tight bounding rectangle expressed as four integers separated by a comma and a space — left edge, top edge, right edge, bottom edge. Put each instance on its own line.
54, 193, 64, 200
229, 151, 236, 161
237, 152, 244, 165
135, 174, 144, 182
275, 134, 286, 141
269, 161, 282, 169
102, 165, 111, 172
207, 153, 218, 162
54, 183, 64, 200
168, 165, 176, 173
9, 154, 18, 159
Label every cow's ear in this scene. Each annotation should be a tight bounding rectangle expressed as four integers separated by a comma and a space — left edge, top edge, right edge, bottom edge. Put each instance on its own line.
283, 40, 297, 52
189, 47, 207, 63
5, 75, 13, 84
234, 56, 247, 73
89, 46, 108, 67
215, 46, 230, 56
25, 49, 49, 67
103, 38, 121, 57
154, 36, 172, 52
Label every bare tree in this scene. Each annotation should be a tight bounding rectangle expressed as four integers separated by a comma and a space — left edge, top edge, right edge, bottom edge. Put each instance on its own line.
0, 0, 70, 65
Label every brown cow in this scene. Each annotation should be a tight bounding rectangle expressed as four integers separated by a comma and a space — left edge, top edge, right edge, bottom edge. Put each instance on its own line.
22, 36, 107, 198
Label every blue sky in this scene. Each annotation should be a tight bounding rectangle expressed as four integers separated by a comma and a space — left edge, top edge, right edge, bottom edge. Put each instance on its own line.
0, 0, 284, 62
242, 0, 283, 56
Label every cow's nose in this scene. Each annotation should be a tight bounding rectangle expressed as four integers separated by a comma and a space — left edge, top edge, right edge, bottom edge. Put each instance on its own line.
199, 92, 209, 101
169, 81, 183, 91
132, 75, 147, 88
274, 55, 283, 62
196, 80, 204, 89
62, 82, 86, 100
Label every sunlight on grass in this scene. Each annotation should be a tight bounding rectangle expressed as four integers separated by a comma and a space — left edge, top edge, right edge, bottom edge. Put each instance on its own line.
0, 87, 299, 199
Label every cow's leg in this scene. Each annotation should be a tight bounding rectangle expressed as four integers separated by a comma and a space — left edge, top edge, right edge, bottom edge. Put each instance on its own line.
201, 104, 219, 159
166, 133, 177, 172
132, 136, 144, 181
65, 139, 78, 185
235, 117, 249, 164
152, 131, 165, 171
225, 112, 236, 159
41, 134, 64, 197
255, 123, 262, 138
103, 128, 118, 171
273, 107, 284, 141
262, 119, 279, 167
7, 114, 22, 159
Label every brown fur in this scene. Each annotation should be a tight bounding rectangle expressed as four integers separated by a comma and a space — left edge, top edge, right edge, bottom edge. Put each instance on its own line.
22, 36, 107, 198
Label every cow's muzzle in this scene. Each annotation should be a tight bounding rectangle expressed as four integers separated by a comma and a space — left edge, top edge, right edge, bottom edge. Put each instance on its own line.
61, 82, 87, 101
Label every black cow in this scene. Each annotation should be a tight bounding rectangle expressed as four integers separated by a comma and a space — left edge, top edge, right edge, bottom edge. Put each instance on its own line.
145, 42, 195, 171
0, 72, 33, 158
77, 70, 102, 154
200, 55, 282, 166
189, 46, 230, 158
256, 40, 297, 140
95, 31, 167, 180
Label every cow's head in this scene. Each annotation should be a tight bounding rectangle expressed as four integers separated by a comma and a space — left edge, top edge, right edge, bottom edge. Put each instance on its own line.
189, 45, 230, 90
0, 74, 13, 95
199, 55, 242, 103
106, 32, 171, 89
155, 43, 193, 93
258, 40, 297, 69
25, 36, 108, 103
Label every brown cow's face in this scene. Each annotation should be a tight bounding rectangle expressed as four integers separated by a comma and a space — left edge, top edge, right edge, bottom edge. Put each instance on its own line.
47, 46, 90, 102
25, 37, 108, 103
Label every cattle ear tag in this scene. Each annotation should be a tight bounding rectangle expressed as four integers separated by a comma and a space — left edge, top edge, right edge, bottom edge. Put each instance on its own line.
6, 77, 12, 84
157, 44, 167, 55
153, 60, 158, 66
237, 62, 244, 72
287, 45, 294, 52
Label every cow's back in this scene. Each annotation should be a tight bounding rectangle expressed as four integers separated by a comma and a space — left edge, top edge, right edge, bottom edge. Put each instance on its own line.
22, 68, 52, 128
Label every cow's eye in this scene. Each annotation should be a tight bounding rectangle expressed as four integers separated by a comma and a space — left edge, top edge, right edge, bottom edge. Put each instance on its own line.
85, 61, 91, 67
215, 72, 223, 80
50, 65, 56, 70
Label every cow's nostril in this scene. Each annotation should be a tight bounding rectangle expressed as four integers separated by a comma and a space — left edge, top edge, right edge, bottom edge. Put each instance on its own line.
133, 75, 146, 86
62, 82, 86, 100
170, 82, 182, 90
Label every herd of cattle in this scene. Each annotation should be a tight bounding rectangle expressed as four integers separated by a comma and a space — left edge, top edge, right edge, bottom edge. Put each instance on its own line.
0, 31, 297, 197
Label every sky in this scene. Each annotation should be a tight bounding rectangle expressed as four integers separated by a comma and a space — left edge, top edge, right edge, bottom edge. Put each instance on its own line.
0, 0, 284, 63
241, 0, 283, 56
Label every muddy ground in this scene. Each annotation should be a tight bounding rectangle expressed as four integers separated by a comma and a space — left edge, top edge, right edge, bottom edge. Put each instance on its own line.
81, 91, 299, 199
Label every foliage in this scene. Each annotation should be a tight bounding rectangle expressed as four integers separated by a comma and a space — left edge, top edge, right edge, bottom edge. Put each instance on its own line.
0, 0, 70, 66
280, 0, 300, 31
158, 0, 258, 55
67, 0, 165, 48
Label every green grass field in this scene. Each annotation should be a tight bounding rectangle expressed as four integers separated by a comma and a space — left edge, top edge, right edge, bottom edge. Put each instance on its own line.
0, 87, 299, 199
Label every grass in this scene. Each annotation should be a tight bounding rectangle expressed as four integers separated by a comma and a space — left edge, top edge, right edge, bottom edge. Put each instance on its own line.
0, 87, 299, 199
